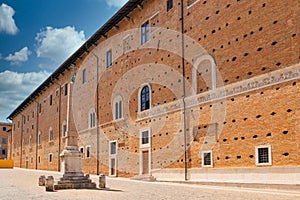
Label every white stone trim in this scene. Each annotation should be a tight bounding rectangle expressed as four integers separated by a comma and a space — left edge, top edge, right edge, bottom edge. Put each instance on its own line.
112, 95, 123, 121
139, 127, 151, 175
255, 145, 272, 166
138, 83, 152, 113
202, 150, 213, 167
138, 63, 300, 120
109, 140, 118, 176
187, 0, 200, 9
192, 54, 217, 95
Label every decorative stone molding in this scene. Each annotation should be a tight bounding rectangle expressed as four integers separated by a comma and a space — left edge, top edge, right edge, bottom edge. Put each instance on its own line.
137, 63, 300, 120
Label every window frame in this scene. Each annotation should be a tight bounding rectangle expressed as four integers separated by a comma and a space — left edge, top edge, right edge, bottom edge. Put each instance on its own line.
141, 20, 150, 45
49, 127, 53, 142
49, 153, 53, 163
255, 145, 272, 166
167, 0, 173, 12
140, 127, 151, 148
139, 84, 151, 112
29, 135, 32, 148
202, 150, 213, 167
113, 96, 123, 120
79, 146, 84, 159
106, 50, 112, 68
49, 95, 53, 106
64, 83, 68, 96
109, 140, 117, 156
38, 131, 42, 145
86, 146, 91, 158
89, 109, 96, 128
62, 121, 67, 137
82, 69, 86, 84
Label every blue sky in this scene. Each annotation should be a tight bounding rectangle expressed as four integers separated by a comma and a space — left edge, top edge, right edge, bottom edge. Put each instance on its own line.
0, 0, 128, 122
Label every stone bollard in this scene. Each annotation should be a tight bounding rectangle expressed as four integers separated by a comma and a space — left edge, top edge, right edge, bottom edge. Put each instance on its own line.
99, 174, 106, 188
45, 176, 55, 191
38, 175, 46, 186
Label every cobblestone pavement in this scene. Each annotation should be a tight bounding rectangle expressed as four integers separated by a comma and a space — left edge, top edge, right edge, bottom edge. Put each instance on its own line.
0, 168, 300, 200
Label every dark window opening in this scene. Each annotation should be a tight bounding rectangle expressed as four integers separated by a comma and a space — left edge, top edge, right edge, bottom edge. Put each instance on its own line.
141, 86, 150, 111
167, 0, 173, 12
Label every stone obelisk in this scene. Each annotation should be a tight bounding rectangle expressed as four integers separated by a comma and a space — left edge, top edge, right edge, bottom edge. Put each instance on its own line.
55, 65, 96, 190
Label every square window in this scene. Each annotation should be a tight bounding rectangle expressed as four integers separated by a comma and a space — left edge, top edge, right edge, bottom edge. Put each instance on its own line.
142, 130, 149, 145
202, 151, 213, 167
110, 141, 117, 155
256, 145, 272, 166
141, 21, 150, 45
2, 127, 6, 131
107, 50, 112, 68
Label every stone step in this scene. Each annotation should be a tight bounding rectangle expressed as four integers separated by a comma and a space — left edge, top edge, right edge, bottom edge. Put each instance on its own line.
57, 180, 92, 184
131, 174, 156, 182
54, 182, 96, 190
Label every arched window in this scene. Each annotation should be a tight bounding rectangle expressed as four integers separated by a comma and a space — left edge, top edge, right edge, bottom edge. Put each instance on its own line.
49, 127, 53, 141
89, 109, 96, 128
113, 96, 123, 120
140, 85, 150, 112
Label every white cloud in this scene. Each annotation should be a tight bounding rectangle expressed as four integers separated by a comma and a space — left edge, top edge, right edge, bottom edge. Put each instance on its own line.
0, 3, 18, 35
0, 70, 50, 121
35, 26, 85, 64
105, 0, 128, 7
5, 47, 31, 65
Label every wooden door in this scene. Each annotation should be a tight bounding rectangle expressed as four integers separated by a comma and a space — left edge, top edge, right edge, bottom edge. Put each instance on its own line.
142, 150, 149, 174
110, 158, 116, 176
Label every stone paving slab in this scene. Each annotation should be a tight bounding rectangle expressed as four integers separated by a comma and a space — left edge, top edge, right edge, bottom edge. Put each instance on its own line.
0, 168, 300, 200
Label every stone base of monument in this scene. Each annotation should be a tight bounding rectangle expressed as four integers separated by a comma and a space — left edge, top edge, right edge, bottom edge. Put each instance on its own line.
54, 146, 96, 190
54, 173, 96, 190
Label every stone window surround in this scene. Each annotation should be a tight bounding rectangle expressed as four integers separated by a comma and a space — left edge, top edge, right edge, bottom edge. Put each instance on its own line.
202, 150, 213, 167
138, 83, 152, 113
255, 145, 272, 166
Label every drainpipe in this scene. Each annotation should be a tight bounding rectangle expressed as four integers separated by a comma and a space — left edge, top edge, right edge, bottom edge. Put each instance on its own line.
181, 0, 188, 181
35, 101, 39, 170
52, 80, 62, 172
20, 114, 25, 168
92, 52, 100, 175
